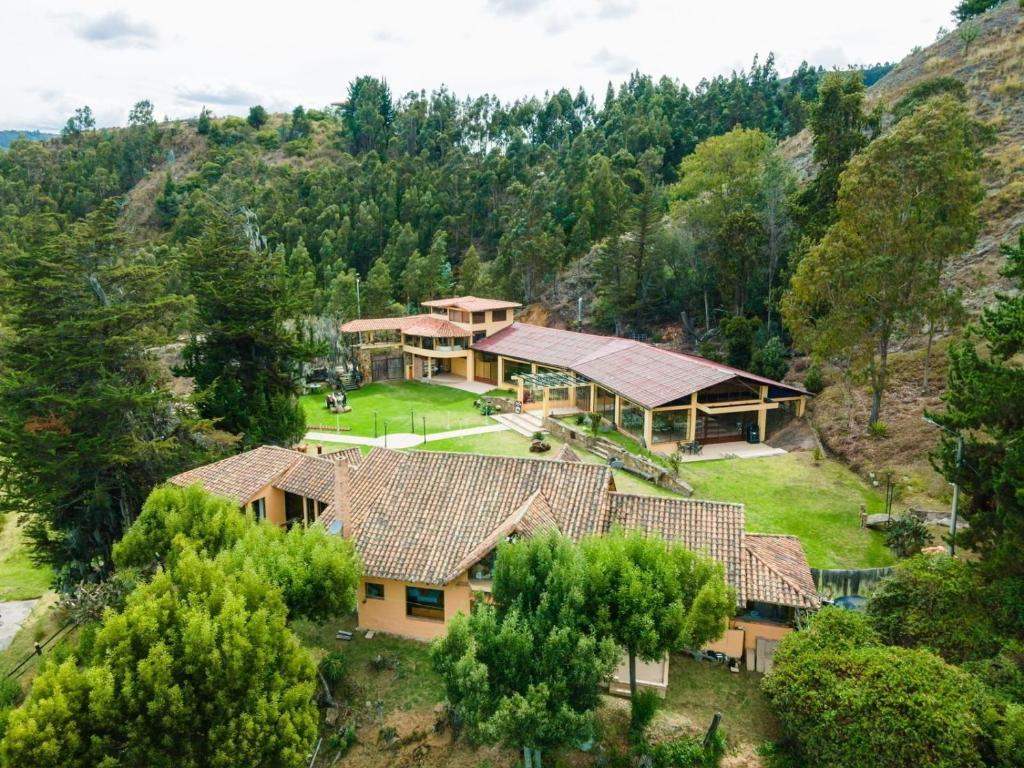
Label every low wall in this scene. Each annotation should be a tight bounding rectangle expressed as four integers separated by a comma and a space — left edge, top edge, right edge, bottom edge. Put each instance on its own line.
810, 567, 895, 598
479, 395, 519, 414
543, 417, 694, 497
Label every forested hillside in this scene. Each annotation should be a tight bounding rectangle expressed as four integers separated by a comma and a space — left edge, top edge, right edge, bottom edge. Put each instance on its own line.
0, 130, 54, 150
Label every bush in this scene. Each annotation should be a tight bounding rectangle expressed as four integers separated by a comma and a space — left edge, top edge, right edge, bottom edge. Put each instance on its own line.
751, 337, 789, 382
629, 687, 661, 742
868, 420, 889, 438
997, 703, 1024, 767
0, 678, 20, 709
764, 618, 996, 768
965, 641, 1024, 704
320, 651, 348, 686
327, 723, 358, 756
802, 364, 824, 394
867, 555, 1001, 664
647, 730, 726, 768
575, 413, 587, 426
884, 513, 931, 557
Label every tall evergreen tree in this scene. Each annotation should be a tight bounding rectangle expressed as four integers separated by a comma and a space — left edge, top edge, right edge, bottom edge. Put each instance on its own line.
931, 231, 1024, 576
0, 202, 205, 584
181, 207, 314, 448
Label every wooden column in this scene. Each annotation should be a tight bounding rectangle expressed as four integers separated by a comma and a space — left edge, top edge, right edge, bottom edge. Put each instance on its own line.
797, 396, 807, 418
643, 408, 654, 449
531, 363, 538, 374
757, 385, 768, 442
687, 393, 698, 442
590, 383, 597, 414
542, 387, 551, 419
614, 395, 622, 427
516, 377, 525, 404
496, 356, 504, 387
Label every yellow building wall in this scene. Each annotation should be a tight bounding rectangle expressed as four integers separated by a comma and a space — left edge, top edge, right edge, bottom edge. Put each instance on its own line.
451, 355, 467, 377
245, 484, 286, 526
730, 618, 793, 650
356, 576, 473, 642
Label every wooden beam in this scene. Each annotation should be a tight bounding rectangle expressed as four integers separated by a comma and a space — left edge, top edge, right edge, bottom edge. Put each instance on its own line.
643, 408, 653, 448
757, 385, 769, 442
688, 393, 698, 442
697, 402, 780, 415
614, 395, 622, 427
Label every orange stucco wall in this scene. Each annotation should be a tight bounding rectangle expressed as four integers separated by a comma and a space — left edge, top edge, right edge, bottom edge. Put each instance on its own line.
730, 618, 793, 650
356, 576, 473, 642
245, 484, 285, 526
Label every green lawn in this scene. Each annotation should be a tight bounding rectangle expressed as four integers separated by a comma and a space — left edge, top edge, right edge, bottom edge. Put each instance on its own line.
301, 381, 492, 437
679, 452, 894, 569
0, 513, 53, 600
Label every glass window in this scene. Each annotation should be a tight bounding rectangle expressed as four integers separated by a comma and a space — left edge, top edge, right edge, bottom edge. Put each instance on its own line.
491, 309, 507, 322
472, 311, 485, 324
406, 586, 445, 621
365, 582, 385, 600
251, 497, 266, 520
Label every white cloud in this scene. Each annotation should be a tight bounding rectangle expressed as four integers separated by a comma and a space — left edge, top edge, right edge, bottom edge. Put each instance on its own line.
591, 47, 637, 75
73, 10, 158, 49
595, 0, 638, 19
177, 85, 261, 107
486, 0, 546, 16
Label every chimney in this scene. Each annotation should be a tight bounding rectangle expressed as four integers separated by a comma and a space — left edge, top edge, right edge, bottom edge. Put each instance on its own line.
332, 456, 354, 538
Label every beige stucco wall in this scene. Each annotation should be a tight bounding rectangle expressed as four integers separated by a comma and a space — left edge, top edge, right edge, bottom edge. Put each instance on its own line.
451, 355, 468, 377
356, 576, 473, 642
730, 618, 793, 650
244, 484, 285, 526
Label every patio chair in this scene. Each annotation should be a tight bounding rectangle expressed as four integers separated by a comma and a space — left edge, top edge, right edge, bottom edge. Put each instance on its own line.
691, 440, 703, 456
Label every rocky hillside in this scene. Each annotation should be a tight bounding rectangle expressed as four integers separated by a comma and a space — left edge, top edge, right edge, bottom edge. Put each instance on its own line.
783, 1, 1024, 314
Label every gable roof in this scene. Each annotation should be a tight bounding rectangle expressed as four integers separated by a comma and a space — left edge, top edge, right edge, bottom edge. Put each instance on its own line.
473, 323, 808, 409
553, 444, 583, 463
401, 315, 472, 338
167, 446, 358, 506
340, 449, 613, 584
743, 534, 821, 610
421, 295, 522, 312
340, 315, 424, 333
606, 493, 747, 604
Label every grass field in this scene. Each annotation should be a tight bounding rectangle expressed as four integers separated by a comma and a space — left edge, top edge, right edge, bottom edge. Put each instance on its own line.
680, 452, 893, 569
0, 513, 53, 600
301, 381, 492, 437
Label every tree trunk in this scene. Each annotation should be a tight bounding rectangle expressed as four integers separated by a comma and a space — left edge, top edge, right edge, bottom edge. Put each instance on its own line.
869, 332, 890, 426
628, 649, 638, 700
923, 323, 934, 392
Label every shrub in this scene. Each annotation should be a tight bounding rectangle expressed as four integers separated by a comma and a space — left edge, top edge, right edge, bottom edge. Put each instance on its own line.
965, 641, 1024, 704
327, 723, 358, 756
0, 678, 20, 709
868, 420, 889, 438
997, 704, 1024, 767
320, 651, 348, 686
629, 687, 661, 742
575, 413, 587, 426
884, 513, 931, 557
802, 364, 824, 394
531, 431, 545, 442
867, 555, 1001, 664
751, 337, 789, 382
647, 731, 726, 768
764, 618, 996, 768
587, 412, 602, 436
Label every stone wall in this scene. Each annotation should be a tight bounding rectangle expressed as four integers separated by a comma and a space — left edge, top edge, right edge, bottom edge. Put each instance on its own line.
543, 417, 694, 497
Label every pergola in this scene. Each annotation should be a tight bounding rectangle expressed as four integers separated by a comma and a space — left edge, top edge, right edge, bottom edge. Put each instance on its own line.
512, 371, 591, 417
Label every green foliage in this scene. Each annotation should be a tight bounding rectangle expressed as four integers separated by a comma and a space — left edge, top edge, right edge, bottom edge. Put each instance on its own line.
629, 687, 661, 742
763, 607, 997, 768
996, 703, 1024, 767
719, 316, 761, 370
0, 549, 318, 768
953, 0, 1003, 21
196, 106, 212, 135
0, 203, 210, 584
931, 231, 1024, 576
181, 206, 315, 447
580, 528, 734, 698
802, 364, 824, 394
432, 532, 620, 758
884, 513, 931, 557
784, 96, 984, 426
0, 679, 19, 709
751, 337, 789, 381
217, 522, 360, 622
646, 731, 726, 768
113, 483, 250, 570
867, 555, 1001, 664
319, 651, 348, 686
247, 105, 268, 129
894, 77, 968, 121
964, 641, 1024, 704
327, 723, 358, 756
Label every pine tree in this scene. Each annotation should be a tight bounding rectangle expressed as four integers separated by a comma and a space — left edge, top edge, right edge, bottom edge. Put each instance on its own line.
459, 244, 482, 295
0, 203, 206, 584
364, 257, 395, 317
181, 207, 314, 448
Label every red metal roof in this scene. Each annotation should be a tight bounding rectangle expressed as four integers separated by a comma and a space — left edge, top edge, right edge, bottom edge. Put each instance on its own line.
473, 323, 808, 409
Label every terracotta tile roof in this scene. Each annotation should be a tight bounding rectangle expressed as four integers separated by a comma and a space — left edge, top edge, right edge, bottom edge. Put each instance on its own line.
473, 323, 809, 409
340, 315, 424, 333
607, 493, 747, 604
401, 315, 472, 338
421, 296, 522, 312
168, 446, 303, 503
323, 446, 362, 466
168, 446, 360, 506
345, 449, 613, 584
744, 534, 821, 610
553, 445, 583, 463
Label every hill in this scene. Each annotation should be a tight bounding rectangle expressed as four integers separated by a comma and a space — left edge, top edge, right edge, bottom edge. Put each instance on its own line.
0, 130, 55, 149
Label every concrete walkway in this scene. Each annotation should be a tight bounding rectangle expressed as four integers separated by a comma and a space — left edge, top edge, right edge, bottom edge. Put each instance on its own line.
0, 599, 39, 651
306, 422, 510, 450
423, 374, 496, 395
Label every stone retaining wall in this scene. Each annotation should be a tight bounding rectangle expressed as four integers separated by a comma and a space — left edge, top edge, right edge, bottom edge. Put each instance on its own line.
543, 417, 694, 497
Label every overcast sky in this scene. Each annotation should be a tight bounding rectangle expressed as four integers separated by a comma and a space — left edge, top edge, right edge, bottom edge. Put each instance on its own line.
3, 1, 953, 132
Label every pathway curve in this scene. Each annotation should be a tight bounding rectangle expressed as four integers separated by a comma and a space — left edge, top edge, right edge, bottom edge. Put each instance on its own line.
305, 422, 510, 450
0, 599, 39, 651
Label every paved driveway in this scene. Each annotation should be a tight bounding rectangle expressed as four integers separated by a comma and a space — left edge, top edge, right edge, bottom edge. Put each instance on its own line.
0, 599, 38, 651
